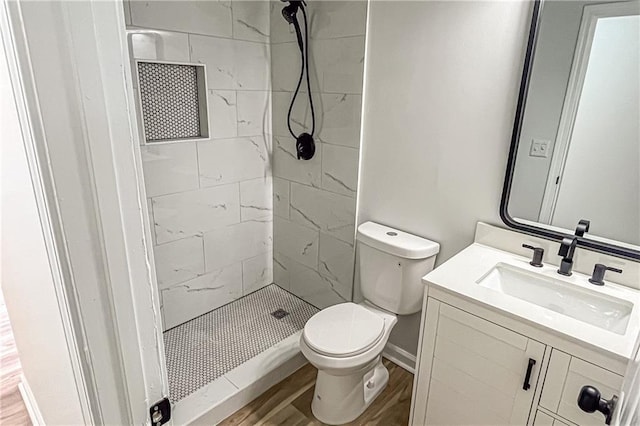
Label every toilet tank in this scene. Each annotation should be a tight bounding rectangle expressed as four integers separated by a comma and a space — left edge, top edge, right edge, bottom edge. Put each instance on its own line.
357, 222, 440, 315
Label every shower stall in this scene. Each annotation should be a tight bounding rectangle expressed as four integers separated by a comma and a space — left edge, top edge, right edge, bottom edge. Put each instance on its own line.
123, 0, 368, 418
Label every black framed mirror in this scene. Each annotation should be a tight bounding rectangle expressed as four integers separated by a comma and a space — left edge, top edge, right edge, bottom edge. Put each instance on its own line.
501, 0, 640, 261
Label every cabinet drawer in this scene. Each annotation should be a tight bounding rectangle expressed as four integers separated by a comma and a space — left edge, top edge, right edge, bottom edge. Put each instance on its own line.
540, 350, 622, 426
533, 410, 570, 426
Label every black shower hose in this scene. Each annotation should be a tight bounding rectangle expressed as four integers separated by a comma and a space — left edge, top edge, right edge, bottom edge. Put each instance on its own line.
286, 4, 315, 140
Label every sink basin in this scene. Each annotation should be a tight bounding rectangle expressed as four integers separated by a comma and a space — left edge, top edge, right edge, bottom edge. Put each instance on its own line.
477, 263, 633, 335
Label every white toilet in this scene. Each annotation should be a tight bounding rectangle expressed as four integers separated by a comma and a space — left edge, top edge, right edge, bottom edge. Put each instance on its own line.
300, 221, 440, 425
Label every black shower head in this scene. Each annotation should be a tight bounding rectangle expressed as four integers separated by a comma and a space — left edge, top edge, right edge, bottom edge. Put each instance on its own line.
281, 3, 299, 24
281, 0, 306, 24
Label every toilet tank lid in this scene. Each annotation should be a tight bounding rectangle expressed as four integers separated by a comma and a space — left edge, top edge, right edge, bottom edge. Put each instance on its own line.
357, 222, 440, 259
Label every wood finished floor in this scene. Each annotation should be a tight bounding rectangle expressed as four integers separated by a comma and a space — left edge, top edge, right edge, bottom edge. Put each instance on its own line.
220, 358, 413, 426
0, 291, 31, 425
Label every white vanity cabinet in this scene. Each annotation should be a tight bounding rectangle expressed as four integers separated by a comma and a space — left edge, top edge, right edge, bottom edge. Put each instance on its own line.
412, 299, 546, 425
410, 296, 626, 426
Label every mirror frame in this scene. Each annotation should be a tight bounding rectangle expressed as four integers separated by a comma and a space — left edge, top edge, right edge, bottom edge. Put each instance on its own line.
500, 0, 640, 261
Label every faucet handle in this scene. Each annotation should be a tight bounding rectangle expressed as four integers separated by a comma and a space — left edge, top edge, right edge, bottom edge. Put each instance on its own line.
522, 244, 544, 267
588, 263, 622, 286
575, 219, 591, 237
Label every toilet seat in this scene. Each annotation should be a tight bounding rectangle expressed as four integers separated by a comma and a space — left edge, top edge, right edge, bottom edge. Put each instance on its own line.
302, 302, 385, 358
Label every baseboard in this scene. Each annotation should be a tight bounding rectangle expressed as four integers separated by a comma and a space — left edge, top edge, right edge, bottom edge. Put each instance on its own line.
18, 375, 44, 425
383, 343, 416, 374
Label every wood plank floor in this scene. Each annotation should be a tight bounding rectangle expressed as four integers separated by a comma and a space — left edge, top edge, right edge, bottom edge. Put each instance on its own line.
221, 358, 413, 426
0, 291, 31, 425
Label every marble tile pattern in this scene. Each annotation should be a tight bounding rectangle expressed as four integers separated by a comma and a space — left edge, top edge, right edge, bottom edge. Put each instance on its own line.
128, 0, 367, 326
127, 1, 273, 330
270, 1, 367, 308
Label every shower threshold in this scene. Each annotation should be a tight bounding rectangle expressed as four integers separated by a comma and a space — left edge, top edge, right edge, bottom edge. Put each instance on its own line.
163, 284, 318, 423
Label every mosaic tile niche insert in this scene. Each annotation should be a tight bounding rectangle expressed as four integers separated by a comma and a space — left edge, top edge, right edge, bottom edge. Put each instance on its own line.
137, 61, 209, 142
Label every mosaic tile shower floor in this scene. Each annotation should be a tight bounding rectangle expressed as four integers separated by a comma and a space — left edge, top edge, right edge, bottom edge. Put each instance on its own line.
163, 284, 318, 401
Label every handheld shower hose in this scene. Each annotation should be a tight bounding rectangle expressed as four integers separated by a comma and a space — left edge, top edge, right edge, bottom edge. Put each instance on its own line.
281, 0, 316, 160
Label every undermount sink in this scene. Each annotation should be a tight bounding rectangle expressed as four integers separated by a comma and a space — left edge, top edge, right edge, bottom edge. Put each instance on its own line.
477, 263, 633, 335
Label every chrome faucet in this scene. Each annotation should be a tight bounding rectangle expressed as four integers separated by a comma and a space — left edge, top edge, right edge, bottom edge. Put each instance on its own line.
557, 237, 578, 276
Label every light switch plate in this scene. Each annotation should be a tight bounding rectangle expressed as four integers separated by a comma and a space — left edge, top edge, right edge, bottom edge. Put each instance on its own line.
530, 138, 550, 158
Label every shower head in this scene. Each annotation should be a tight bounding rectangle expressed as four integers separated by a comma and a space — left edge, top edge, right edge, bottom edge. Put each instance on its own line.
281, 0, 305, 50
281, 3, 299, 24
281, 1, 305, 24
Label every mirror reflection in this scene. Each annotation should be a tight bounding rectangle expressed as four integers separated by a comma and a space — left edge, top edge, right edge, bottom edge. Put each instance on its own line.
508, 0, 640, 247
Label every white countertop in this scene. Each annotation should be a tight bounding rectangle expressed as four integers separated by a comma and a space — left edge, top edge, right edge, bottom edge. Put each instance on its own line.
422, 243, 640, 360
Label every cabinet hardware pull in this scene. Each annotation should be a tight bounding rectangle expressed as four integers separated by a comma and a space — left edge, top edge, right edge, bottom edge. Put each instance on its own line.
523, 358, 536, 390
577, 385, 618, 425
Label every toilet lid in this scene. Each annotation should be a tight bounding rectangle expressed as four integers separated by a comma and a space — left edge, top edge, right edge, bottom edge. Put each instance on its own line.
303, 303, 385, 358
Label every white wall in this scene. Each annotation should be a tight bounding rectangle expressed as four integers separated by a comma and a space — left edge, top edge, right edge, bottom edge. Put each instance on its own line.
0, 42, 85, 425
552, 15, 640, 244
358, 1, 531, 355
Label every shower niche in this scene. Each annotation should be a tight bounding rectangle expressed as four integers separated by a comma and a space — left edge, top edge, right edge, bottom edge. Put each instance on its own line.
135, 60, 209, 143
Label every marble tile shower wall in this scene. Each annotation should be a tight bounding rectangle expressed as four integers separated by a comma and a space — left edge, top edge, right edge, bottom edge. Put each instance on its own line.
269, 1, 367, 309
125, 1, 273, 330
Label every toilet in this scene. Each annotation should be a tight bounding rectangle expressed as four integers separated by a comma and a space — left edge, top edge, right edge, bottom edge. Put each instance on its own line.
300, 221, 440, 425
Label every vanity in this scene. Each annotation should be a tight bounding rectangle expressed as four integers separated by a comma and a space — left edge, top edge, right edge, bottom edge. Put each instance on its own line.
409, 224, 640, 426
410, 1, 640, 423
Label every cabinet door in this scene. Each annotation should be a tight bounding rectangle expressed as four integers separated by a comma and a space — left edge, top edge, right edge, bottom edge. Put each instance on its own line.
419, 303, 546, 425
540, 350, 623, 426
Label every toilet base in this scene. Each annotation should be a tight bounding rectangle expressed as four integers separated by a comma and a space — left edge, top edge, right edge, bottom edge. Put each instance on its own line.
311, 356, 389, 425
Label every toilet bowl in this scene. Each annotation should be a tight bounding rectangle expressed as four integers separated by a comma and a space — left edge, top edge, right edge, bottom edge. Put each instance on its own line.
300, 222, 439, 425
300, 302, 397, 424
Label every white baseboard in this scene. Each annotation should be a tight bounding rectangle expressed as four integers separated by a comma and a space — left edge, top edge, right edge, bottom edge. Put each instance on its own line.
383, 343, 416, 374
18, 374, 44, 426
